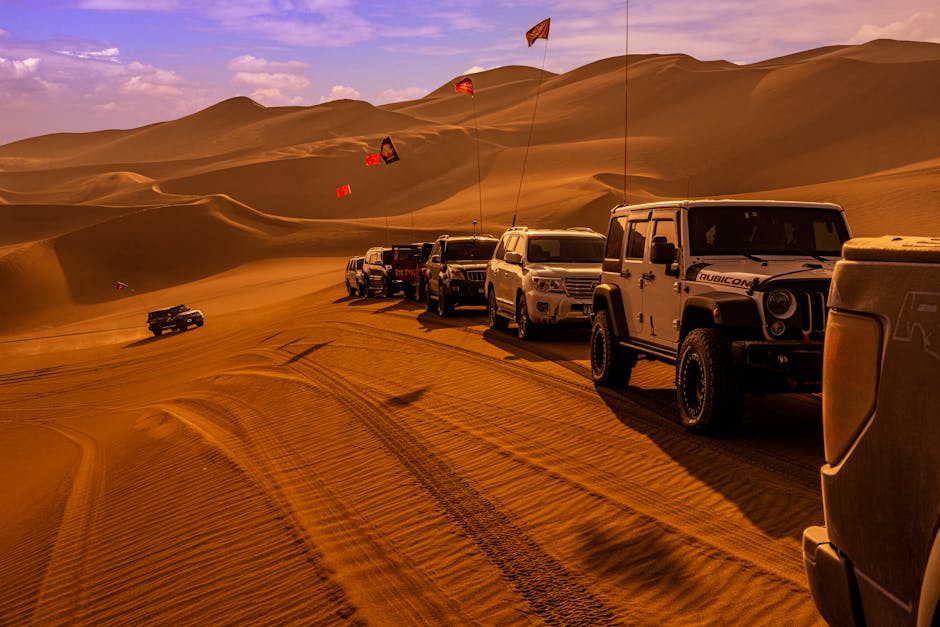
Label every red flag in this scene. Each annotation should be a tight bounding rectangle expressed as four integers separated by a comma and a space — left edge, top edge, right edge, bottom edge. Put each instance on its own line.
380, 136, 400, 164
115, 281, 128, 290
526, 17, 550, 46
455, 77, 473, 95
365, 153, 381, 166
336, 183, 352, 198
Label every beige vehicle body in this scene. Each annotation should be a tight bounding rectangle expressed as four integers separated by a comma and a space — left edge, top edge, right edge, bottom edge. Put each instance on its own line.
804, 236, 940, 626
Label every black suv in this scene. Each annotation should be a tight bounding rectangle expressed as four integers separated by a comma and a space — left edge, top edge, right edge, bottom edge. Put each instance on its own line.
147, 304, 204, 336
424, 235, 498, 316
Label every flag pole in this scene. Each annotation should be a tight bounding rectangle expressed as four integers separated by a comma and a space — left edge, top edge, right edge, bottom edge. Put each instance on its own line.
512, 26, 550, 228
471, 92, 484, 234
623, 0, 629, 205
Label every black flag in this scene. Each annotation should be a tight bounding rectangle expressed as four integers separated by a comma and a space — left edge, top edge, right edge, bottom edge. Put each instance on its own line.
380, 136, 400, 164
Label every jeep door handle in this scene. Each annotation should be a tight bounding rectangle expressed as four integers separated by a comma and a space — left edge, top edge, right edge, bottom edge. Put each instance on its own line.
620, 270, 631, 278
642, 272, 655, 281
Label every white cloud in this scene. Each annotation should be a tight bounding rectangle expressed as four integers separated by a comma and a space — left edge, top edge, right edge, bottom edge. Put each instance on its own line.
319, 84, 361, 103
462, 65, 485, 75
850, 11, 940, 44
76, 0, 179, 10
226, 54, 308, 73
232, 71, 310, 90
57, 47, 121, 62
374, 86, 427, 105
0, 56, 41, 78
250, 88, 306, 106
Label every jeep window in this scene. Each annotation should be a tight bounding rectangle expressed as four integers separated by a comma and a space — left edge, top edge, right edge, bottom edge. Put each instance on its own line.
653, 219, 678, 246
356, 259, 364, 269
393, 247, 415, 261
688, 207, 849, 256
494, 236, 507, 260
382, 250, 394, 265
444, 240, 498, 262
527, 236, 605, 263
605, 217, 627, 260
625, 221, 649, 259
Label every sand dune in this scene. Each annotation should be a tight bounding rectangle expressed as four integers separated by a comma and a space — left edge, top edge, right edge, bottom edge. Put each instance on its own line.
0, 38, 939, 624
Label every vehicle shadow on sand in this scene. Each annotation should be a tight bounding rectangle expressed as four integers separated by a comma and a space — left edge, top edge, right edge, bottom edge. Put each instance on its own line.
415, 307, 486, 333
596, 384, 825, 540
124, 331, 190, 348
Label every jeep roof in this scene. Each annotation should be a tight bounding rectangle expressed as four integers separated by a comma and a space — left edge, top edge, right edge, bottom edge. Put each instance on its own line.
609, 198, 844, 214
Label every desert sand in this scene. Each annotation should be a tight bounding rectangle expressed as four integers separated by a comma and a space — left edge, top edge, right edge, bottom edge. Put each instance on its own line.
1, 39, 939, 624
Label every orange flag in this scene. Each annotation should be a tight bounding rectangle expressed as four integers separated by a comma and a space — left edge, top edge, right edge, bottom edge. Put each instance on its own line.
365, 153, 381, 166
526, 17, 550, 46
455, 77, 473, 95
336, 183, 352, 198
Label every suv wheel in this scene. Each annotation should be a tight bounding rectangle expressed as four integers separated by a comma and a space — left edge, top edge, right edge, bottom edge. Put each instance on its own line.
516, 294, 539, 341
347, 280, 356, 297
676, 328, 741, 434
151, 327, 162, 337
590, 310, 634, 386
424, 280, 434, 311
437, 284, 453, 317
358, 282, 366, 297
488, 289, 508, 330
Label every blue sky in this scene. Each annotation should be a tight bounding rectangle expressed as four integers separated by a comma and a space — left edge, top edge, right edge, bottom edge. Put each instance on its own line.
0, 0, 938, 145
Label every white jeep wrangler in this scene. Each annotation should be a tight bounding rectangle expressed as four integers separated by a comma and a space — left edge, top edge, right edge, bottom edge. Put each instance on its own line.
590, 199, 852, 434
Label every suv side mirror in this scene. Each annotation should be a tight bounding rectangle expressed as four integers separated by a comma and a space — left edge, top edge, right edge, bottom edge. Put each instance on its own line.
504, 251, 523, 264
431, 254, 441, 264
650, 241, 676, 265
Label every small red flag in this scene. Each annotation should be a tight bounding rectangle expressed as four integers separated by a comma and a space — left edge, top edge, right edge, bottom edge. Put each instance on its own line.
365, 153, 381, 166
455, 77, 473, 95
115, 281, 128, 290
336, 183, 352, 198
526, 17, 550, 47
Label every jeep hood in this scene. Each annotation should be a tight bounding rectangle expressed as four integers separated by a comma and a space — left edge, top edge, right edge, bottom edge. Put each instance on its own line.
688, 258, 835, 291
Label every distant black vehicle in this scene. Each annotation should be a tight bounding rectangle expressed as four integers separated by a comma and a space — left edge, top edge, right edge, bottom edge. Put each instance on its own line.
147, 304, 204, 336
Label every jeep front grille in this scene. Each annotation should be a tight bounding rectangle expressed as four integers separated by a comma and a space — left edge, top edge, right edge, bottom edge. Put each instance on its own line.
465, 270, 486, 282
564, 278, 596, 299
798, 291, 828, 333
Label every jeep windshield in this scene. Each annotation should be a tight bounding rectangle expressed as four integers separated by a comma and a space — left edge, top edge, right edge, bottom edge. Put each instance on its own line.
527, 236, 605, 263
443, 239, 497, 262
688, 206, 849, 257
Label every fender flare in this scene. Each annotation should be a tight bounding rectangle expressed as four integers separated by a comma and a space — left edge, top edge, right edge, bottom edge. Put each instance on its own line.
684, 292, 762, 328
592, 284, 629, 338
917, 526, 940, 626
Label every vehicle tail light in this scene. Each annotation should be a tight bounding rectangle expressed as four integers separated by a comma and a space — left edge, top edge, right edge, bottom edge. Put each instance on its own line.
822, 310, 882, 465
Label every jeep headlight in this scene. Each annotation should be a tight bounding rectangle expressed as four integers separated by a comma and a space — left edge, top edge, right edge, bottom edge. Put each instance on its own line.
449, 268, 466, 280
532, 276, 564, 292
766, 288, 797, 319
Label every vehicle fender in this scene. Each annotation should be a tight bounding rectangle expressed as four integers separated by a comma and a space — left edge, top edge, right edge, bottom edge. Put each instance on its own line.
684, 292, 762, 328
917, 526, 940, 627
593, 284, 628, 338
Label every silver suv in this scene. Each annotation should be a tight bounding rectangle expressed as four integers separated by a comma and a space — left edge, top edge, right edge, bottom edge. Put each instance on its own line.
591, 199, 852, 434
804, 235, 940, 626
485, 227, 605, 340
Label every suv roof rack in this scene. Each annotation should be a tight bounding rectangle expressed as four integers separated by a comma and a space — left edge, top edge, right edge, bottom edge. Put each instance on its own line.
567, 227, 597, 233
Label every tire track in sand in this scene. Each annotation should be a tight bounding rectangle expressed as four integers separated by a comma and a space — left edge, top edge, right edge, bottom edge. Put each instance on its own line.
31, 424, 106, 624
274, 346, 620, 626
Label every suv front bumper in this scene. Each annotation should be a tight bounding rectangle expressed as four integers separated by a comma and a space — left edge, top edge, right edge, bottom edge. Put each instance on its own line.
526, 292, 593, 324
732, 340, 823, 392
803, 525, 862, 626
443, 280, 486, 305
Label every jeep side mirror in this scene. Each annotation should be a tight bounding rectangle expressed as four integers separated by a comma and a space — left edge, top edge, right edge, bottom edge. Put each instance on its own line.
650, 241, 676, 265
431, 255, 441, 264
504, 251, 523, 264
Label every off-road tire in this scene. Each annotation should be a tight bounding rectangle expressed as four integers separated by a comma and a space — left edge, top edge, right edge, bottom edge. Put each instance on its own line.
383, 277, 393, 298
347, 281, 356, 297
488, 289, 508, 330
424, 281, 434, 311
358, 282, 366, 297
177, 323, 187, 333
590, 310, 635, 386
151, 327, 162, 337
196, 320, 204, 327
516, 294, 540, 341
676, 328, 742, 435
404, 285, 416, 300
437, 284, 453, 317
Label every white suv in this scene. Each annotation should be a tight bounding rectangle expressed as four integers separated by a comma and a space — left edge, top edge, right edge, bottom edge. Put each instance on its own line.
485, 227, 605, 340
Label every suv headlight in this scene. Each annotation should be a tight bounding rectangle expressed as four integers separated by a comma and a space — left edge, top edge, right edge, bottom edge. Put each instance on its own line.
532, 276, 564, 292
766, 288, 797, 319
448, 268, 466, 280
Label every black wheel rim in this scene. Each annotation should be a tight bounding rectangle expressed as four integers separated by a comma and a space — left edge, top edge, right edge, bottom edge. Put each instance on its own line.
488, 292, 496, 326
517, 299, 527, 336
681, 352, 705, 418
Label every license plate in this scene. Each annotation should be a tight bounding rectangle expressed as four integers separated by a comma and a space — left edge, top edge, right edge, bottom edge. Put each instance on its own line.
583, 304, 593, 315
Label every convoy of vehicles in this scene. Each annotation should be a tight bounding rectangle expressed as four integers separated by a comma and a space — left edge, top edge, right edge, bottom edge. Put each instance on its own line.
803, 235, 940, 627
